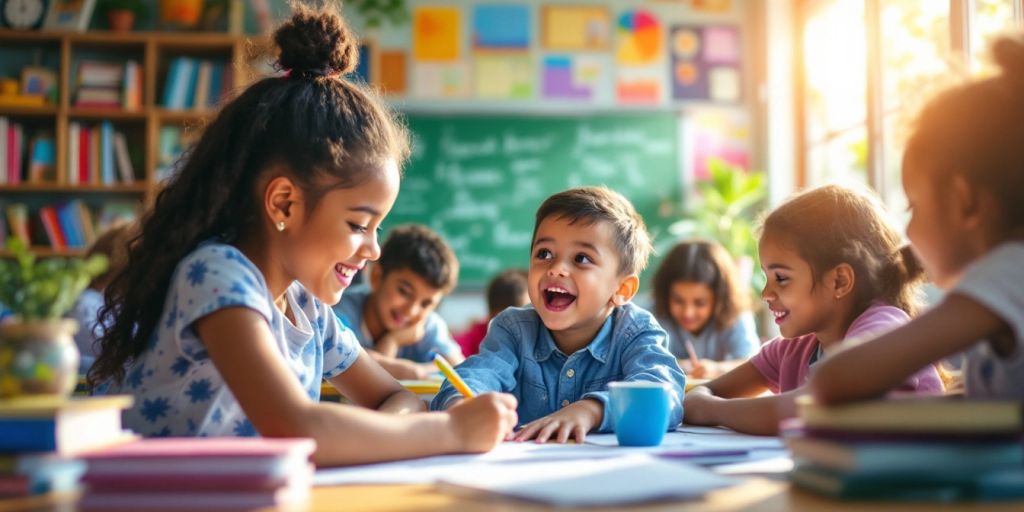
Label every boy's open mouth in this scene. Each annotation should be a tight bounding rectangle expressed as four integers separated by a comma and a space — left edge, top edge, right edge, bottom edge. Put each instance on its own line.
543, 286, 577, 312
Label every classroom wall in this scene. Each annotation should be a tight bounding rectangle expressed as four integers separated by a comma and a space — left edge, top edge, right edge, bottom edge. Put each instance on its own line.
265, 0, 759, 332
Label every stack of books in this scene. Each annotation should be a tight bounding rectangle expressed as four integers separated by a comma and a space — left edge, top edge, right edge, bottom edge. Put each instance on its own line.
80, 437, 317, 509
785, 396, 1024, 500
0, 395, 134, 498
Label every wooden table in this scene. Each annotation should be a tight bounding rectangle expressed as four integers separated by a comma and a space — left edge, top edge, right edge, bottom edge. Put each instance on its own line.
3, 479, 1023, 511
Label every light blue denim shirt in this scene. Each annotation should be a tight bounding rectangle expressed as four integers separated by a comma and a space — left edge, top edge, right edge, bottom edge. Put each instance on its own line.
430, 302, 686, 432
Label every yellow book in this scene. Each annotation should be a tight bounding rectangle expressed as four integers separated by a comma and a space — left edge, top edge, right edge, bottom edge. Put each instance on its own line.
796, 395, 1023, 433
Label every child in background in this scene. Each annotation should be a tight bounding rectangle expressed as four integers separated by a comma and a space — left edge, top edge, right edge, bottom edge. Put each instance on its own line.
812, 36, 1024, 403
454, 268, 529, 357
651, 240, 760, 378
333, 224, 465, 379
432, 187, 686, 444
68, 223, 134, 373
88, 4, 517, 466
684, 185, 943, 435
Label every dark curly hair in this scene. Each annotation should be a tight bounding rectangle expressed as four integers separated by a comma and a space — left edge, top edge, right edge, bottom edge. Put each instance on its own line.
652, 240, 749, 332
377, 224, 459, 293
89, 1, 410, 386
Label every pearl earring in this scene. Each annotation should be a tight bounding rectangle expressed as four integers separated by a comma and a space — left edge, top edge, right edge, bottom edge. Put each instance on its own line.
276, 221, 285, 232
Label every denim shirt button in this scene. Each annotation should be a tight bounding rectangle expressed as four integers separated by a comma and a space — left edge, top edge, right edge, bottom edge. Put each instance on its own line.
561, 399, 570, 407
566, 368, 575, 378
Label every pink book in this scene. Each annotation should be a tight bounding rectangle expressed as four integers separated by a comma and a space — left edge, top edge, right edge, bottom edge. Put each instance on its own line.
82, 437, 316, 479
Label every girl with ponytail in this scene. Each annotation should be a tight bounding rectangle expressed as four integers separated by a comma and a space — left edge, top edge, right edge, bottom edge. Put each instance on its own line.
814, 34, 1024, 405
90, 2, 517, 465
684, 185, 943, 435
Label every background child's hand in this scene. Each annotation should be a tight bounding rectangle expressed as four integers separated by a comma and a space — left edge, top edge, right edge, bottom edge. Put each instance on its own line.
681, 386, 719, 425
513, 399, 602, 444
447, 392, 518, 453
389, 319, 428, 347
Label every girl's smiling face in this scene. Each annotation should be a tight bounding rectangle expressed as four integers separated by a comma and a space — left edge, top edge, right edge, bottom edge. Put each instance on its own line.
281, 159, 401, 306
667, 281, 715, 335
758, 236, 839, 340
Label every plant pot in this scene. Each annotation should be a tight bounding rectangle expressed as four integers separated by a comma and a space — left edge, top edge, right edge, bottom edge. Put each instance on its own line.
0, 319, 80, 398
160, 0, 204, 29
107, 9, 136, 32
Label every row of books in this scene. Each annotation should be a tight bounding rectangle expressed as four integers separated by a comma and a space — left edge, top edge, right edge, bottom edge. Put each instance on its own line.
785, 396, 1024, 501
2, 201, 137, 250
161, 57, 233, 111
0, 118, 56, 185
68, 121, 137, 186
74, 60, 143, 111
0, 396, 314, 508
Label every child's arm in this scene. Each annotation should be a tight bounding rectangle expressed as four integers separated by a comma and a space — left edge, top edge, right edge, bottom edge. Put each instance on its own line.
811, 294, 1008, 405
326, 350, 425, 414
683, 361, 793, 435
431, 315, 522, 411
197, 308, 518, 466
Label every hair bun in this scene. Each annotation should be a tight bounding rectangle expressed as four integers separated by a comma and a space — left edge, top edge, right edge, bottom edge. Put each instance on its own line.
993, 34, 1024, 86
896, 244, 925, 283
274, 3, 359, 77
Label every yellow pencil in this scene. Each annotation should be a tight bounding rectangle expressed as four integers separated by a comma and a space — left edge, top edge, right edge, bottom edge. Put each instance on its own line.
433, 353, 475, 398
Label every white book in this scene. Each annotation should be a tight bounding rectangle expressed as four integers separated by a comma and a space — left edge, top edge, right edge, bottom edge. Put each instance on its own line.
112, 132, 134, 183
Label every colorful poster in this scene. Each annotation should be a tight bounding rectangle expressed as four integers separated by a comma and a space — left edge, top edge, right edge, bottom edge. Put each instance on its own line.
473, 5, 530, 50
475, 55, 533, 99
541, 6, 611, 51
412, 62, 470, 98
542, 55, 605, 101
671, 25, 742, 102
685, 108, 750, 180
413, 7, 461, 62
379, 50, 407, 95
616, 10, 663, 65
616, 68, 662, 105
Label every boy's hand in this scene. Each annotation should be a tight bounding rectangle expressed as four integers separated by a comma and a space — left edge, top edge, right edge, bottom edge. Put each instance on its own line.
513, 399, 603, 444
446, 393, 518, 453
388, 320, 428, 347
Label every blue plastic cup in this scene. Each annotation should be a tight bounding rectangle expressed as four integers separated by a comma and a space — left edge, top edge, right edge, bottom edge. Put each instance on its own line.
608, 381, 671, 447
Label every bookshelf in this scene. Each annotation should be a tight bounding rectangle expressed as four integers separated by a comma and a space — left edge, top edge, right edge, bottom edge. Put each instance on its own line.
0, 29, 269, 257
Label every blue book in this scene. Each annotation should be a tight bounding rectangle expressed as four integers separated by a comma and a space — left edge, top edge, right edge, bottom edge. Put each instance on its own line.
161, 58, 181, 108
183, 58, 199, 109
786, 436, 1024, 474
791, 463, 1024, 501
54, 203, 79, 248
207, 62, 223, 108
100, 121, 114, 185
0, 396, 133, 455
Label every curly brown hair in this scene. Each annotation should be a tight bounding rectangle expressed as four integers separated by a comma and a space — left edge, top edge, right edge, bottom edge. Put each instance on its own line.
89, 2, 410, 386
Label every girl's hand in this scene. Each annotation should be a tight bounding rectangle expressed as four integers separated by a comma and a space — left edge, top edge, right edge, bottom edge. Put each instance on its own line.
513, 399, 602, 444
681, 386, 720, 425
446, 393, 518, 453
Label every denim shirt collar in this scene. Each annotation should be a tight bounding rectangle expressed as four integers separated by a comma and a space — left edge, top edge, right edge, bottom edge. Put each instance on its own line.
533, 311, 615, 364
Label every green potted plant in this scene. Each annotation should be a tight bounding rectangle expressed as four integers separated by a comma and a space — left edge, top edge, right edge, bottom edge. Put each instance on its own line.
0, 239, 107, 398
664, 158, 767, 299
98, 0, 147, 32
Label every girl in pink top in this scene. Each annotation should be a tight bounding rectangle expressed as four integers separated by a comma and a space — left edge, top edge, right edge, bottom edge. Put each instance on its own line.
683, 186, 944, 435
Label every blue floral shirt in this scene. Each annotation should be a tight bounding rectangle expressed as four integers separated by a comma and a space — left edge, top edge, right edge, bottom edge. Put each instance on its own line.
102, 242, 361, 437
430, 303, 686, 432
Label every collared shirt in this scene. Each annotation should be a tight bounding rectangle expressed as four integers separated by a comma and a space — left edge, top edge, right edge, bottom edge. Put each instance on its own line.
332, 285, 461, 363
430, 303, 686, 432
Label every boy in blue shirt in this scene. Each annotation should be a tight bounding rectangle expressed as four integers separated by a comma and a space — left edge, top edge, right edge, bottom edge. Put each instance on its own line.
333, 224, 464, 380
431, 187, 686, 443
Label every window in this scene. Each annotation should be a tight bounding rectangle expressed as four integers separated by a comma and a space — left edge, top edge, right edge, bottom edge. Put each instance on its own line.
798, 0, 1024, 220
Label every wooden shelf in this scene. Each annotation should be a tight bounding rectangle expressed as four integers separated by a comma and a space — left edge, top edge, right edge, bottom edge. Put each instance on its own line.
66, 107, 147, 120
0, 184, 148, 193
0, 29, 266, 257
0, 105, 59, 117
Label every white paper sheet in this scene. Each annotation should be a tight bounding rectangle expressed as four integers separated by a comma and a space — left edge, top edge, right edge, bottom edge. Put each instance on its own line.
436, 455, 737, 506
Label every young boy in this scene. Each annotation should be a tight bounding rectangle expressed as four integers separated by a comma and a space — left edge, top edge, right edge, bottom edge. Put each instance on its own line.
431, 187, 686, 443
333, 224, 464, 380
454, 268, 529, 357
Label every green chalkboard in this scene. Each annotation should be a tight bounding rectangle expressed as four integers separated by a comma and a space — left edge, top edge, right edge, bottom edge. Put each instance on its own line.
383, 113, 682, 287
